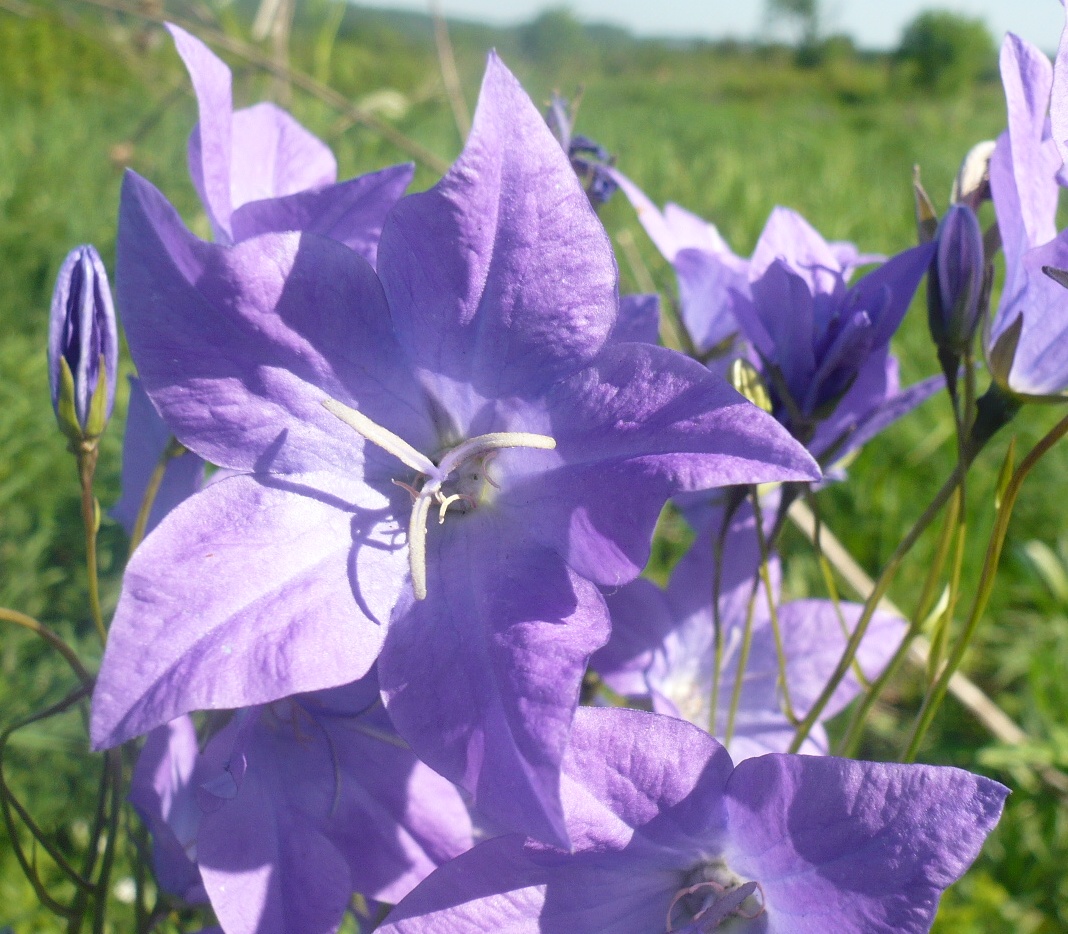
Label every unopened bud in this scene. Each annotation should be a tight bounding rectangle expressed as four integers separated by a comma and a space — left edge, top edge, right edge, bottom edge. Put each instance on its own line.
928, 204, 985, 354
48, 245, 118, 444
951, 140, 996, 210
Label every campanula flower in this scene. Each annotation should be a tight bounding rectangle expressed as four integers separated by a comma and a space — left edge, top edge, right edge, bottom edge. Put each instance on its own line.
47, 245, 118, 442
378, 707, 1008, 934
928, 203, 987, 356
545, 92, 619, 206
129, 672, 474, 934
987, 34, 1068, 396
92, 53, 818, 846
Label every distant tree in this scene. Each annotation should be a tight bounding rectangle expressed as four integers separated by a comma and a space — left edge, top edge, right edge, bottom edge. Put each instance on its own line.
765, 0, 820, 47
897, 10, 996, 94
518, 7, 585, 69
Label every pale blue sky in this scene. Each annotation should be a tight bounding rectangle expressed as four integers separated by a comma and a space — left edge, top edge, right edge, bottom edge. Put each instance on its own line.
363, 0, 1062, 53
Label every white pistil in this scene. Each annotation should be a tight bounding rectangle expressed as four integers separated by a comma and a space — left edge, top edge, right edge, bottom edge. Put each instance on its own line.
323, 398, 556, 601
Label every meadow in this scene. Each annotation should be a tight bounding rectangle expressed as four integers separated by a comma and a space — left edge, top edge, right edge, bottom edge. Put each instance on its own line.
1, 2, 1066, 931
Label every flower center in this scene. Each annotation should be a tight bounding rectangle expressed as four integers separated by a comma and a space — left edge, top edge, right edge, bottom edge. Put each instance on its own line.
666, 860, 765, 932
323, 398, 556, 600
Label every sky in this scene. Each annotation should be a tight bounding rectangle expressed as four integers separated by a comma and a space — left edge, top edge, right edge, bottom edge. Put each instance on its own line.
363, 0, 1063, 53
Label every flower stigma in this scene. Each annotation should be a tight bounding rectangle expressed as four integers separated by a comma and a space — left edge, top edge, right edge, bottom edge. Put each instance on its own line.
666, 859, 766, 932
323, 398, 556, 600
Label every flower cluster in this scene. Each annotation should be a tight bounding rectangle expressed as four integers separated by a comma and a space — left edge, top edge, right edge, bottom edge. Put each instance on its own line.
45, 15, 1068, 934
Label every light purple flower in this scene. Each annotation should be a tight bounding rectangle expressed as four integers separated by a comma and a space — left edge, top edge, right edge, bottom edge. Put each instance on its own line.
130, 673, 474, 934
379, 706, 1008, 934
988, 33, 1068, 396
593, 503, 905, 761
168, 24, 413, 264
92, 53, 818, 845
47, 245, 118, 440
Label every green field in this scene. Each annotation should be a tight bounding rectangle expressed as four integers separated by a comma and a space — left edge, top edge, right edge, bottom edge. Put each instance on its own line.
2, 3, 1067, 931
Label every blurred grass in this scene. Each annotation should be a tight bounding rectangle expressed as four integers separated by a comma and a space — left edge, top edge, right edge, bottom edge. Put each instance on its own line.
1, 2, 1067, 931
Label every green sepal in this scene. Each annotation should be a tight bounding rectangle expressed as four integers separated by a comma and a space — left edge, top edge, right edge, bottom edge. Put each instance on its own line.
55, 356, 84, 444
84, 355, 110, 438
913, 166, 938, 245
987, 312, 1023, 390
994, 435, 1016, 511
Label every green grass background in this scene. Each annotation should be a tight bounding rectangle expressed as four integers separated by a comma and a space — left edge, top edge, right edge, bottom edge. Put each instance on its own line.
1, 3, 1067, 930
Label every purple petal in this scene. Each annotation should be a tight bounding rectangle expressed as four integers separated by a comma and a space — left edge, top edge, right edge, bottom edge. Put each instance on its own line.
846, 242, 935, 349
91, 472, 402, 748
117, 171, 434, 476
750, 207, 843, 296
167, 24, 234, 241
505, 343, 819, 586
725, 755, 1008, 933
230, 163, 415, 265
228, 102, 336, 209
379, 515, 610, 848
751, 259, 816, 396
1054, 4, 1068, 169
196, 712, 353, 934
591, 578, 675, 697
111, 377, 207, 538
610, 293, 660, 345
376, 53, 617, 403
129, 716, 205, 902
675, 247, 747, 353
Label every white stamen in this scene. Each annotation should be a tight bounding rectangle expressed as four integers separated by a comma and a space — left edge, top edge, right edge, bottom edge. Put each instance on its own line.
323, 396, 557, 602
323, 399, 437, 476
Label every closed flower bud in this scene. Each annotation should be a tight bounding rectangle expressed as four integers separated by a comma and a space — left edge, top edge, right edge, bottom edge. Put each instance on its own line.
48, 245, 118, 443
928, 204, 985, 354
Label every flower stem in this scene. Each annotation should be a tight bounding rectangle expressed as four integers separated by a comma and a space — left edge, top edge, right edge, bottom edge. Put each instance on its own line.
788, 458, 969, 753
77, 445, 106, 644
902, 411, 1068, 760
0, 608, 93, 687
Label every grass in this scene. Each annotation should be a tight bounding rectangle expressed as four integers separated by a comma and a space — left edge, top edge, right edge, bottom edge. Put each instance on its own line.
1, 3, 1066, 931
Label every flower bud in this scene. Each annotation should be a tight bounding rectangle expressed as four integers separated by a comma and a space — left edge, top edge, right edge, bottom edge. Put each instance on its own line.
48, 245, 118, 443
928, 204, 985, 354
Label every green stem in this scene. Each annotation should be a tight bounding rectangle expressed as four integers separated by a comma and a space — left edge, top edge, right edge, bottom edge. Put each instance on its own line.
788, 458, 970, 753
724, 574, 761, 748
91, 750, 123, 934
838, 486, 962, 756
77, 446, 106, 644
902, 412, 1068, 760
0, 608, 93, 687
751, 491, 797, 722
129, 438, 184, 553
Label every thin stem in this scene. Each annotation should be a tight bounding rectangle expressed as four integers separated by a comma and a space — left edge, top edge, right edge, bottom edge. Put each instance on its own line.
77, 447, 106, 643
903, 412, 1068, 760
430, 0, 470, 139
788, 459, 969, 753
91, 750, 124, 934
708, 493, 743, 734
751, 491, 797, 723
723, 574, 761, 748
0, 608, 93, 687
129, 438, 184, 553
838, 486, 962, 756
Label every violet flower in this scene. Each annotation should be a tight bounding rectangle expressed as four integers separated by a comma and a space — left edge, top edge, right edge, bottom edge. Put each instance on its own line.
987, 33, 1068, 397
47, 245, 118, 441
168, 24, 413, 264
593, 503, 904, 761
379, 707, 1008, 934
92, 53, 818, 846
545, 92, 618, 206
613, 175, 939, 462
129, 673, 474, 934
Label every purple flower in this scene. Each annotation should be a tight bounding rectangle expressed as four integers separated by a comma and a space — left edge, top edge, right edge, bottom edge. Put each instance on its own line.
987, 33, 1068, 396
379, 706, 1008, 934
168, 24, 413, 264
47, 245, 118, 440
593, 502, 904, 761
613, 175, 939, 460
91, 53, 818, 845
545, 93, 618, 206
130, 673, 474, 934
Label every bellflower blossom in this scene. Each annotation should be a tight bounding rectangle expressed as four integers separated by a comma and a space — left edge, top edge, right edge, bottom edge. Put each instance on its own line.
47, 245, 118, 441
379, 707, 1008, 934
545, 92, 619, 206
987, 33, 1068, 396
129, 672, 474, 934
592, 504, 904, 761
92, 53, 819, 845
614, 174, 939, 463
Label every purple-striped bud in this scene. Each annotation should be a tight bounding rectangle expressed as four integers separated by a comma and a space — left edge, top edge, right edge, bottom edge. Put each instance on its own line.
48, 245, 118, 441
928, 204, 986, 354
